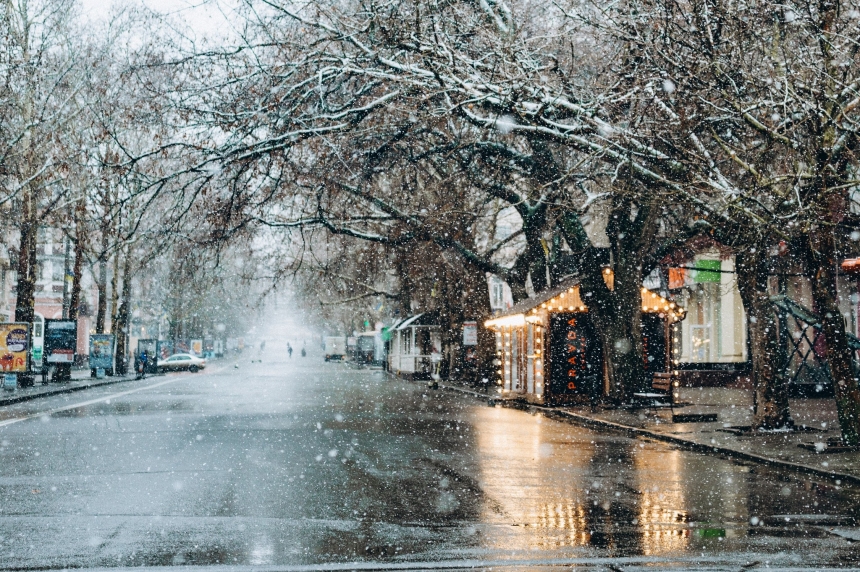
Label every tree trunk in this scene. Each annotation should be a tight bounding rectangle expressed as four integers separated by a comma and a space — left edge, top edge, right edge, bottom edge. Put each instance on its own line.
14, 187, 37, 387
113, 249, 132, 375
586, 255, 648, 402
807, 228, 860, 445
95, 256, 107, 333
109, 251, 120, 331
68, 201, 85, 322
735, 248, 791, 429
57, 200, 85, 382
14, 208, 37, 326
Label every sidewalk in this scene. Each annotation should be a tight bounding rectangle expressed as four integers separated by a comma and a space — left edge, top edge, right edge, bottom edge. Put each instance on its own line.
438, 381, 860, 486
0, 369, 140, 407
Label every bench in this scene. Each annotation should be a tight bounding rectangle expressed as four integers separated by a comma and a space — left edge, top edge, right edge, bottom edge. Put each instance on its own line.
632, 372, 677, 413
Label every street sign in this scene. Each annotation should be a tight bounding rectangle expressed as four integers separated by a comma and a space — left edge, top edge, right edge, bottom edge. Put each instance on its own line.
44, 320, 77, 364
0, 323, 30, 373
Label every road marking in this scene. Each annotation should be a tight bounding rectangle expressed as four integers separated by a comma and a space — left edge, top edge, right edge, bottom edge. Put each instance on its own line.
0, 376, 189, 429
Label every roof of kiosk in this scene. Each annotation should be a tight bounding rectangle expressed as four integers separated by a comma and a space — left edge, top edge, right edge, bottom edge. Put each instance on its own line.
394, 312, 441, 331
485, 279, 684, 329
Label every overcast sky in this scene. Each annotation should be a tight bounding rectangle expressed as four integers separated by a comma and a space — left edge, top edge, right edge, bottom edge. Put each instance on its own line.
78, 0, 239, 40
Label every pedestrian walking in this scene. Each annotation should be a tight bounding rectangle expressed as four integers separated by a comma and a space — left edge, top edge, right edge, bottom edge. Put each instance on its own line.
288, 343, 293, 358
138, 351, 149, 379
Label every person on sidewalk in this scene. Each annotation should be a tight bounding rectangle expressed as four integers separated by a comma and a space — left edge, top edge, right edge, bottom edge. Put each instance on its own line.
138, 351, 148, 379
288, 344, 293, 359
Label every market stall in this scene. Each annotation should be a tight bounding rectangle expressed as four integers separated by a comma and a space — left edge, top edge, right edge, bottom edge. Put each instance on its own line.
485, 280, 685, 405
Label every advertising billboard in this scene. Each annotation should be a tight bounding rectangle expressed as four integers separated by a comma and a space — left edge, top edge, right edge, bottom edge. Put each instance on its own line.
191, 339, 203, 355
89, 334, 115, 370
0, 323, 30, 373
44, 320, 77, 364
157, 340, 174, 359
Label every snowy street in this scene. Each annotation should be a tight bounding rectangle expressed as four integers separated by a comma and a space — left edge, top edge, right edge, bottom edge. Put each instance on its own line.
0, 350, 858, 570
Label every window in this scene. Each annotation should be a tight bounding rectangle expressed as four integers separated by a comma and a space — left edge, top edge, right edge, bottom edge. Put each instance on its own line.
490, 278, 505, 310
678, 257, 747, 364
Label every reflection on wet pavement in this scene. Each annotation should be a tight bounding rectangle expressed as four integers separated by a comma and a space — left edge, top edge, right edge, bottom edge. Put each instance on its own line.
0, 355, 858, 569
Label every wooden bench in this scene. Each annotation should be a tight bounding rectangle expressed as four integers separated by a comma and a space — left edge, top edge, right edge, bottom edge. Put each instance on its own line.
632, 372, 677, 413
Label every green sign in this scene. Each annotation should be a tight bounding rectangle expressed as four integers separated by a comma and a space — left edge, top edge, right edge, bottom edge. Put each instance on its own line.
32, 347, 42, 361
694, 259, 721, 283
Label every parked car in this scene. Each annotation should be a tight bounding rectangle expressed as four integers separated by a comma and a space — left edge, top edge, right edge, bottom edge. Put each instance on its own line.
158, 353, 206, 373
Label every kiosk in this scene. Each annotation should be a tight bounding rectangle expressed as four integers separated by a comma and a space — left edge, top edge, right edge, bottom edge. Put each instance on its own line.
485, 281, 685, 405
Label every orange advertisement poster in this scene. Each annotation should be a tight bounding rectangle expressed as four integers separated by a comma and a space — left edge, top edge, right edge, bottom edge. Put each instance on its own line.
0, 323, 30, 373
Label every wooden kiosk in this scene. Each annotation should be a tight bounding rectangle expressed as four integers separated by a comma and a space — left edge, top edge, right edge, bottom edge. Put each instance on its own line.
484, 280, 686, 405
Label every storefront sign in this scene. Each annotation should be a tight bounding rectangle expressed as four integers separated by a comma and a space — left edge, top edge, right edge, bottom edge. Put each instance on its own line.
44, 320, 77, 364
89, 334, 115, 370
462, 321, 478, 346
0, 323, 30, 373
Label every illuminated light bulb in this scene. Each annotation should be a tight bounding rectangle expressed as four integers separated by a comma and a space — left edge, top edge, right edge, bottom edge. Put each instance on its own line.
541, 303, 547, 308
579, 306, 585, 311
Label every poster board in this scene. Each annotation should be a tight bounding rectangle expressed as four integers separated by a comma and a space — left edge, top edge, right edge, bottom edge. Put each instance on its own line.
157, 340, 174, 359
462, 321, 478, 346
44, 320, 77, 364
89, 334, 115, 370
190, 339, 203, 355
0, 323, 30, 373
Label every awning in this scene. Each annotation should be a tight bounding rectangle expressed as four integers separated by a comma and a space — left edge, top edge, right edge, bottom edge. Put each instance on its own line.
395, 314, 424, 330
842, 258, 860, 275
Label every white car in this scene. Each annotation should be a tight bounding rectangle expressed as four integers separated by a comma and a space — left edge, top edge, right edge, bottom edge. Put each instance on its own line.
157, 353, 206, 373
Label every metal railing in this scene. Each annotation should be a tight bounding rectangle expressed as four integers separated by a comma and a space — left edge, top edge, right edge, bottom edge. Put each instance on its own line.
770, 295, 860, 395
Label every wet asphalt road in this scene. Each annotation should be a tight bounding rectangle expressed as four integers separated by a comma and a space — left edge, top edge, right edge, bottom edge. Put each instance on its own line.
0, 350, 859, 571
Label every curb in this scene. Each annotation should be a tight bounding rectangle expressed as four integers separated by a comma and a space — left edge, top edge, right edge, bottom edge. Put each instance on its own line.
0, 374, 148, 407
435, 381, 860, 487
